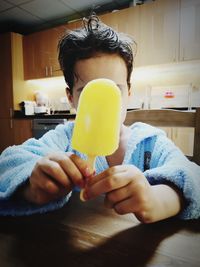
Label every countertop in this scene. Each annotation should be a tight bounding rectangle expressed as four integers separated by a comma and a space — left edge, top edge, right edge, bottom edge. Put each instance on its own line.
0, 191, 200, 267
13, 108, 197, 120
13, 110, 76, 120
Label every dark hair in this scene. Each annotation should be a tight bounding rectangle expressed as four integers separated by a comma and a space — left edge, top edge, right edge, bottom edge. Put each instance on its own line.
58, 14, 136, 94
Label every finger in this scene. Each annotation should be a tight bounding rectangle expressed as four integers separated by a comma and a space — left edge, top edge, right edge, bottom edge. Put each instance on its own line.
32, 186, 65, 205
104, 180, 148, 209
86, 165, 126, 187
113, 188, 151, 216
23, 181, 53, 205
49, 153, 93, 188
113, 196, 138, 215
68, 153, 95, 178
31, 168, 71, 195
104, 183, 134, 208
37, 158, 71, 188
85, 170, 133, 199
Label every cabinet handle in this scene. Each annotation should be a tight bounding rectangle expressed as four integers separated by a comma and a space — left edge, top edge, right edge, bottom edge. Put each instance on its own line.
50, 66, 53, 76
45, 66, 48, 76
9, 108, 13, 118
10, 119, 13, 129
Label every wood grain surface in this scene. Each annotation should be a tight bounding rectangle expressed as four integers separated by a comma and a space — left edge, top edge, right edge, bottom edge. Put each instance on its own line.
0, 191, 200, 267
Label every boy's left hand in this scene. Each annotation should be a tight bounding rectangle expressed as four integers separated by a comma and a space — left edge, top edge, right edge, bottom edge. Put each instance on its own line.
84, 165, 158, 223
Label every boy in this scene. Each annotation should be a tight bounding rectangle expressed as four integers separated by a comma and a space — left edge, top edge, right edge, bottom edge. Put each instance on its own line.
0, 15, 200, 223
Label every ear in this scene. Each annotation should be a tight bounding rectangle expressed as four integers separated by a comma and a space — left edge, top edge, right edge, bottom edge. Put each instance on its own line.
128, 82, 132, 97
128, 85, 132, 97
66, 87, 74, 106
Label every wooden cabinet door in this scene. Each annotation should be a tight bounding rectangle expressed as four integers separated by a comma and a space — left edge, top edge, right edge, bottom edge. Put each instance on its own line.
0, 119, 33, 154
23, 33, 35, 80
0, 33, 13, 118
0, 119, 14, 153
158, 126, 173, 139
139, 0, 179, 66
180, 0, 200, 61
172, 127, 194, 157
100, 11, 119, 31
24, 29, 57, 79
13, 119, 33, 145
99, 8, 140, 65
23, 21, 81, 80
116, 6, 140, 67
47, 21, 82, 77
158, 126, 194, 157
23, 31, 45, 79
47, 22, 80, 77
48, 26, 65, 77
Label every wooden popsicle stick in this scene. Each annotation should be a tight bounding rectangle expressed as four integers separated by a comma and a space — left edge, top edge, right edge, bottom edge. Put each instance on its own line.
80, 155, 96, 201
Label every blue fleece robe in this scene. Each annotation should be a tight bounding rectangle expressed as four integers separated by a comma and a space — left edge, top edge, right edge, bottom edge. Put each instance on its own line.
0, 122, 199, 219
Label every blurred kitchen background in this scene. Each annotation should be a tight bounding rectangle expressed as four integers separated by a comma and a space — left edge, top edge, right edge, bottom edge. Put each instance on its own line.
0, 0, 200, 155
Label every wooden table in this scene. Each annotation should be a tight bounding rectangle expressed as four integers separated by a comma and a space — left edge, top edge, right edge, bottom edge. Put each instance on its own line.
0, 191, 200, 267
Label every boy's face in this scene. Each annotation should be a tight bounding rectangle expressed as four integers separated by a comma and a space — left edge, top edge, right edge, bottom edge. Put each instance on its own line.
68, 53, 130, 124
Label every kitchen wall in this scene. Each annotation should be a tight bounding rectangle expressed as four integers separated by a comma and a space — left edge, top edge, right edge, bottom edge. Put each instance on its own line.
14, 61, 200, 111
14, 77, 70, 111
128, 60, 200, 109
24, 77, 69, 110
12, 32, 200, 111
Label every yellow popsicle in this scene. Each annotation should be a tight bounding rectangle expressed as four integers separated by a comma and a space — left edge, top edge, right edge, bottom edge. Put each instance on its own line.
71, 78, 122, 200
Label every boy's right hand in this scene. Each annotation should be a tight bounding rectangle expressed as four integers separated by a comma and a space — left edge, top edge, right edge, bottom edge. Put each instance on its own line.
20, 152, 93, 205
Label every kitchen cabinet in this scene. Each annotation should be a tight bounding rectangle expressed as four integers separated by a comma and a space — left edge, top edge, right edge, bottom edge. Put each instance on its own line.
13, 119, 33, 145
138, 0, 200, 66
22, 0, 200, 76
0, 33, 13, 118
0, 33, 14, 153
0, 119, 14, 153
99, 11, 119, 31
23, 8, 140, 80
180, 0, 200, 61
139, 0, 180, 66
0, 32, 33, 153
99, 7, 140, 66
0, 31, 37, 108
23, 26, 64, 79
172, 127, 194, 156
116, 6, 140, 67
159, 126, 194, 156
23, 20, 82, 80
100, 1, 179, 66
0, 119, 33, 153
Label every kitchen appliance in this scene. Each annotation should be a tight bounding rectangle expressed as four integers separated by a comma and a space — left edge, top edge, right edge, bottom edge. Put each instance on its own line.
34, 106, 48, 114
33, 118, 67, 139
20, 101, 36, 115
34, 91, 50, 114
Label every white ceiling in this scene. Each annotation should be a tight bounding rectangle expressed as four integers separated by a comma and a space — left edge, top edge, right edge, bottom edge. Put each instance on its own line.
0, 0, 135, 34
